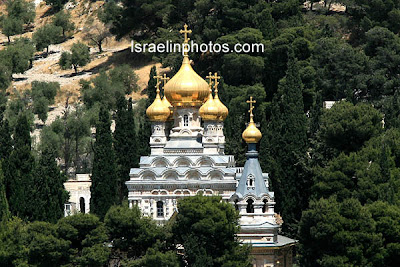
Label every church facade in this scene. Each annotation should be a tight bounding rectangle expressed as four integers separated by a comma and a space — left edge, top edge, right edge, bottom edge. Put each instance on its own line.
126, 25, 296, 267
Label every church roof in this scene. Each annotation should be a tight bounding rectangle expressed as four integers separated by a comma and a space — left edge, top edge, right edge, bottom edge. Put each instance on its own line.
234, 145, 272, 199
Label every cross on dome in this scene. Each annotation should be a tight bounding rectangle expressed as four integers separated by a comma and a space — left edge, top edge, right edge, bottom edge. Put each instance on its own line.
206, 72, 213, 87
212, 72, 221, 95
154, 75, 162, 93
161, 74, 170, 86
179, 24, 192, 44
246, 96, 256, 122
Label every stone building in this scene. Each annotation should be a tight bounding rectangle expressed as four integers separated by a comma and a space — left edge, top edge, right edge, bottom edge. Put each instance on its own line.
126, 25, 296, 267
64, 174, 91, 216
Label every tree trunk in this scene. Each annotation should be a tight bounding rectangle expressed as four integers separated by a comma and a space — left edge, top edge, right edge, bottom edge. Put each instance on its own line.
98, 41, 103, 53
46, 46, 49, 55
310, 2, 314, 11
7, 35, 10, 43
73, 65, 78, 74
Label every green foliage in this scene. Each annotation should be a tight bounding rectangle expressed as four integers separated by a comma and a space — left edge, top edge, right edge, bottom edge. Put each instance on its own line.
0, 217, 29, 266
6, 113, 35, 220
311, 37, 368, 101
109, 64, 139, 94
114, 97, 138, 202
45, 0, 68, 11
145, 66, 157, 104
52, 10, 75, 37
299, 197, 385, 267
31, 81, 60, 122
0, 37, 35, 74
0, 63, 12, 91
90, 107, 118, 219
81, 66, 138, 112
172, 195, 251, 267
265, 52, 310, 235
313, 128, 400, 204
31, 149, 69, 222
59, 42, 90, 74
39, 118, 65, 158
33, 24, 63, 53
1, 17, 23, 42
124, 248, 181, 267
0, 164, 10, 220
6, 0, 35, 25
319, 101, 383, 154
363, 27, 400, 99
105, 204, 163, 258
24, 221, 70, 266
0, 119, 12, 162
57, 213, 110, 266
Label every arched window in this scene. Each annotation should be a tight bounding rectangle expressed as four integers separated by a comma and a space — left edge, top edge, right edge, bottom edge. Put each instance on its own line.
79, 197, 85, 214
157, 201, 164, 217
262, 199, 268, 213
246, 199, 254, 213
183, 115, 189, 127
234, 200, 239, 211
247, 175, 254, 187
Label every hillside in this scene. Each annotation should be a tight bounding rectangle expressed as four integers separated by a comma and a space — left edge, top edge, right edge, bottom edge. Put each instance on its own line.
0, 0, 166, 105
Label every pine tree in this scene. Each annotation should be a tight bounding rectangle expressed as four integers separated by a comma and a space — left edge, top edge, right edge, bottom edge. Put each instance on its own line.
114, 96, 138, 203
31, 149, 69, 222
7, 113, 35, 219
0, 163, 10, 220
267, 51, 310, 236
90, 106, 118, 219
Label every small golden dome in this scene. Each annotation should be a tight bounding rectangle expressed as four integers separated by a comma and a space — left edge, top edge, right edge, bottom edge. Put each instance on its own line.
213, 90, 228, 122
209, 72, 228, 121
242, 96, 262, 143
146, 79, 171, 122
162, 95, 172, 108
199, 87, 219, 121
242, 121, 262, 143
164, 56, 209, 107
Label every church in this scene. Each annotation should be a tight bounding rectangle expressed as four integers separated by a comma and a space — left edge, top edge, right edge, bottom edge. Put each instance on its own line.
125, 25, 296, 267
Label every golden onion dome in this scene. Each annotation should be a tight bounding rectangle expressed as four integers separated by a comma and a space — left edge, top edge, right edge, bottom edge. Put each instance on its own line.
210, 72, 228, 121
146, 79, 171, 122
162, 95, 172, 108
164, 55, 210, 107
199, 87, 219, 121
242, 97, 262, 143
214, 90, 229, 122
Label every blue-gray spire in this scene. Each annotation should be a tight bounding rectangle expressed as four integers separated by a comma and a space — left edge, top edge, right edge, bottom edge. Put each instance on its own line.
235, 143, 270, 199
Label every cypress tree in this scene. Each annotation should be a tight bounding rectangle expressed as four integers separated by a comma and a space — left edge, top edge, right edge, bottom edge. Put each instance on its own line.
267, 51, 310, 236
136, 67, 157, 157
31, 149, 69, 222
0, 163, 9, 220
7, 113, 35, 219
90, 106, 118, 219
114, 97, 138, 203
0, 119, 12, 161
146, 66, 157, 105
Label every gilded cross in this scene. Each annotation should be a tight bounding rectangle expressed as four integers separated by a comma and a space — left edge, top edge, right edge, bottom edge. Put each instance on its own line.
212, 72, 221, 93
206, 72, 213, 87
153, 75, 162, 93
246, 96, 256, 121
179, 24, 192, 44
161, 74, 170, 87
